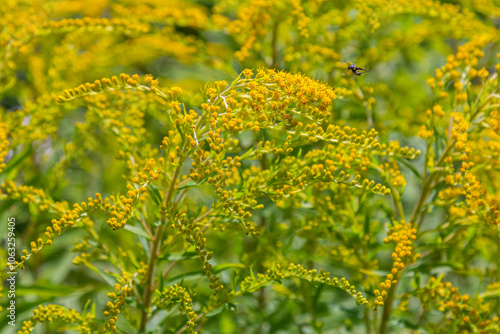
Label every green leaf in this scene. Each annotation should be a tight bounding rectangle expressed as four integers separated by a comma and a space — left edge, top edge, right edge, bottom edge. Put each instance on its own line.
15, 284, 78, 297
178, 179, 206, 190
176, 122, 185, 142
159, 251, 199, 262
89, 265, 119, 288
230, 71, 243, 87
396, 157, 422, 183
481, 289, 500, 299
139, 235, 150, 259
147, 183, 163, 206
205, 305, 226, 318
189, 204, 206, 221
82, 300, 92, 317
467, 85, 473, 111
239, 147, 255, 160
249, 265, 256, 282
0, 199, 16, 216
415, 271, 421, 289
124, 222, 152, 240
166, 270, 205, 283
212, 263, 246, 273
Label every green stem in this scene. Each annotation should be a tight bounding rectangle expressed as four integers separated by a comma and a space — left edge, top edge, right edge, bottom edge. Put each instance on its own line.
365, 305, 372, 334
390, 187, 404, 222
379, 283, 397, 334
139, 154, 185, 333
139, 224, 165, 333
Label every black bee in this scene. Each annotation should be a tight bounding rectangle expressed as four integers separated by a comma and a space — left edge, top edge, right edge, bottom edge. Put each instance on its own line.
341, 60, 371, 78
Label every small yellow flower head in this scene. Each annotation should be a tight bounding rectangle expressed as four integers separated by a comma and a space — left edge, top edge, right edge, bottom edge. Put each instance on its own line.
432, 104, 445, 117
477, 67, 489, 79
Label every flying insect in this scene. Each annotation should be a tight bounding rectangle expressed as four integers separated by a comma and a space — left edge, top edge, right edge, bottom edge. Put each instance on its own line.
341, 60, 371, 78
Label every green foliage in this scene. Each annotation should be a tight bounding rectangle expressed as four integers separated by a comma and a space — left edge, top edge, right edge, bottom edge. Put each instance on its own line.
1, 0, 500, 333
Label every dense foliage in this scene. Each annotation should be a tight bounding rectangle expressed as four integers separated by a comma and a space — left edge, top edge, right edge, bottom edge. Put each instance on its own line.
1, 0, 500, 333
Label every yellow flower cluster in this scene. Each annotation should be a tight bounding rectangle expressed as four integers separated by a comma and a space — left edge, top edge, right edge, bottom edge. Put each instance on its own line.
206, 156, 261, 234
104, 274, 134, 333
111, 3, 209, 29
417, 125, 433, 140
169, 213, 224, 294
1, 180, 66, 213
0, 121, 9, 173
437, 106, 500, 229
214, 0, 310, 63
147, 68, 422, 248
383, 160, 407, 188
81, 193, 129, 231
153, 284, 198, 334
108, 157, 163, 229
236, 263, 368, 305
3, 0, 500, 330
417, 35, 500, 238
375, 220, 418, 310
418, 277, 500, 332
204, 69, 419, 159
136, 261, 149, 285
0, 181, 77, 269
40, 17, 150, 35
7, 167, 151, 269
56, 73, 166, 104
0, 95, 64, 147
17, 304, 95, 334
0, 0, 47, 42
71, 236, 101, 265
427, 37, 492, 105
355, 0, 494, 36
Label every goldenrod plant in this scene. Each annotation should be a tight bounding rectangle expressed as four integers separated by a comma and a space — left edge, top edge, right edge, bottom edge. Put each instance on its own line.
1, 0, 499, 333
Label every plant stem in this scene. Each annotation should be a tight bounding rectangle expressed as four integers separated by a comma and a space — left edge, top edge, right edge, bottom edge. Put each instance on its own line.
379, 283, 396, 334
139, 154, 185, 333
390, 187, 404, 221
365, 306, 372, 334
139, 224, 165, 333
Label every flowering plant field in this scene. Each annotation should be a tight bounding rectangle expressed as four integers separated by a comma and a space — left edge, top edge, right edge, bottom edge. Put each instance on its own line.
1, 0, 500, 333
